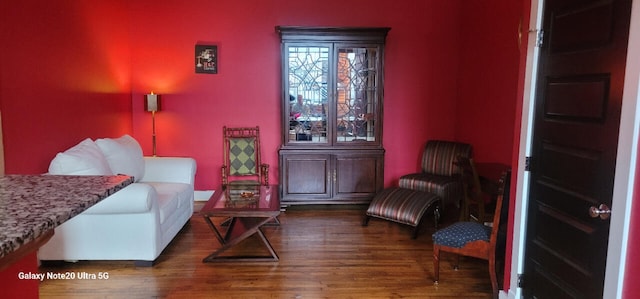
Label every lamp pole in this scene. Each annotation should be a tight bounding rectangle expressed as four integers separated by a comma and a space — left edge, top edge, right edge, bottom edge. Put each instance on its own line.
151, 110, 157, 157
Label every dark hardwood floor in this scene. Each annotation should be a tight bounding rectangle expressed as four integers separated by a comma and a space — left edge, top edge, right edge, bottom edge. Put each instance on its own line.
39, 204, 494, 298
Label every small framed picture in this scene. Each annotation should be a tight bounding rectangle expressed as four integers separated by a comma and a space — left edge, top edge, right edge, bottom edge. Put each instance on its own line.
195, 44, 218, 74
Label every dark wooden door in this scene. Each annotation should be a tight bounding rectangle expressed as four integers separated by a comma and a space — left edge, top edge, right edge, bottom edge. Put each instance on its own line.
523, 0, 631, 298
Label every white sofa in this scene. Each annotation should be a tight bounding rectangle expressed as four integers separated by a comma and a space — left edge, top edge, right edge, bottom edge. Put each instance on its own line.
37, 135, 197, 266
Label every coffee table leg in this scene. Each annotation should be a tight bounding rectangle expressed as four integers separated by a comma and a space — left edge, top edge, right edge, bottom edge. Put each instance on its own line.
202, 216, 279, 262
203, 216, 225, 245
256, 227, 279, 261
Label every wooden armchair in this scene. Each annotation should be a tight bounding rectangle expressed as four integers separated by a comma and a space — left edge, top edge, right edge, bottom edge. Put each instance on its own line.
456, 156, 487, 223
398, 140, 472, 209
432, 169, 510, 299
221, 126, 269, 187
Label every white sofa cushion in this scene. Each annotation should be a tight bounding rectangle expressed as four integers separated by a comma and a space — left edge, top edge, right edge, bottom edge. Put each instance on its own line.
146, 182, 193, 224
83, 183, 156, 214
48, 138, 113, 175
141, 157, 197, 185
96, 135, 145, 182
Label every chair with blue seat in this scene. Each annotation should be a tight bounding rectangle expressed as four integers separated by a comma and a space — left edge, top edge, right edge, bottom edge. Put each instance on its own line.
432, 169, 510, 299
399, 140, 472, 210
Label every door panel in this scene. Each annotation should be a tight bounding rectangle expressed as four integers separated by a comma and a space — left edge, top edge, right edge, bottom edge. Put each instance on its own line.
282, 154, 331, 197
545, 75, 609, 121
335, 153, 383, 196
524, 0, 631, 298
549, 1, 614, 53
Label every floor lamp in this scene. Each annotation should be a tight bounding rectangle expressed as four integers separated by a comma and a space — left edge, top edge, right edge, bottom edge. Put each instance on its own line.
144, 92, 161, 156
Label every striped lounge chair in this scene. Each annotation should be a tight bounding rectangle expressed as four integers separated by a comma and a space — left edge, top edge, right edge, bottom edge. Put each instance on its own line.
363, 187, 441, 238
398, 140, 472, 210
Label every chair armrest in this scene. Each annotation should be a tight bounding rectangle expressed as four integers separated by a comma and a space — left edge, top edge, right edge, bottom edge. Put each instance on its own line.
140, 157, 197, 186
261, 163, 269, 185
84, 183, 156, 214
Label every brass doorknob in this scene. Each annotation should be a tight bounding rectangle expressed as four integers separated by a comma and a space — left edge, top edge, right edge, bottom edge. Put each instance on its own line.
589, 204, 611, 220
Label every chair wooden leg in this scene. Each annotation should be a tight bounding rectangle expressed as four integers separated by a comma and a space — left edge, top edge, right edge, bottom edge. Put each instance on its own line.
433, 206, 440, 229
489, 256, 498, 299
459, 197, 468, 221
453, 254, 460, 270
433, 245, 440, 284
411, 226, 420, 239
479, 200, 486, 224
362, 215, 370, 226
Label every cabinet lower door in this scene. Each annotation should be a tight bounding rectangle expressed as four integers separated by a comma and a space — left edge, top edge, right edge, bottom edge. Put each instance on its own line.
281, 154, 331, 202
280, 150, 384, 205
334, 153, 384, 199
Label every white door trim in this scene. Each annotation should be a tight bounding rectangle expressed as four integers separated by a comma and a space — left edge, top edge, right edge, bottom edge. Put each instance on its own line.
503, 0, 543, 297
605, 1, 640, 297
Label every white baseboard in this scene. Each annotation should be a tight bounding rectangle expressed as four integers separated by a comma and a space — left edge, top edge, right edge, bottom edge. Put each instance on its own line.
194, 190, 215, 201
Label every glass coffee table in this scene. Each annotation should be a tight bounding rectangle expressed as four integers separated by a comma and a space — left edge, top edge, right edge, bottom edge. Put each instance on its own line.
200, 184, 280, 262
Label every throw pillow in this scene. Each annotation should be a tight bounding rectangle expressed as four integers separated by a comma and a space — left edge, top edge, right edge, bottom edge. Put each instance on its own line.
48, 138, 113, 175
95, 134, 145, 182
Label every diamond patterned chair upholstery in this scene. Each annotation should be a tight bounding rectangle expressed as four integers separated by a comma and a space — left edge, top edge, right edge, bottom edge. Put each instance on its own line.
222, 126, 268, 187
398, 140, 472, 209
432, 169, 510, 299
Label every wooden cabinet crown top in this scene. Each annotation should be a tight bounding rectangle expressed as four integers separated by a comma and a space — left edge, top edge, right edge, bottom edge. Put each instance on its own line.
275, 26, 391, 42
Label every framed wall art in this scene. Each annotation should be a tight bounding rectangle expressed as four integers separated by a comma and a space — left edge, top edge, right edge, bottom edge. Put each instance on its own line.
195, 44, 218, 74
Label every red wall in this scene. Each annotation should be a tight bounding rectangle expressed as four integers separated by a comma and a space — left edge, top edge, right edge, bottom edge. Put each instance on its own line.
624, 141, 640, 297
0, 0, 132, 296
0, 0, 132, 174
457, 0, 524, 291
126, 0, 465, 190
457, 0, 521, 165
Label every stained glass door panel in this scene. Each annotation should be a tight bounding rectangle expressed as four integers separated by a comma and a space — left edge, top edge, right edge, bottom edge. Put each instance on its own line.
336, 46, 380, 143
286, 46, 329, 143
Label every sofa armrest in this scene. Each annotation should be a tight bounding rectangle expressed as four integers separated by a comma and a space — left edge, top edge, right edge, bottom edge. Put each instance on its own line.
84, 183, 156, 214
140, 157, 197, 186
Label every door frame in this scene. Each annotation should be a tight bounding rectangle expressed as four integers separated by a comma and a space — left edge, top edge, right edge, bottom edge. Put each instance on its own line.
506, 1, 640, 298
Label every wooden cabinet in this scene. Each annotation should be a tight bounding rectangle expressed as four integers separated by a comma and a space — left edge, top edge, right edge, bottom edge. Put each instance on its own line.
276, 26, 389, 206
280, 149, 384, 205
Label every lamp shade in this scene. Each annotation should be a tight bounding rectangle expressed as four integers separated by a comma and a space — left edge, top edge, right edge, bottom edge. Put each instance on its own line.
144, 93, 161, 112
